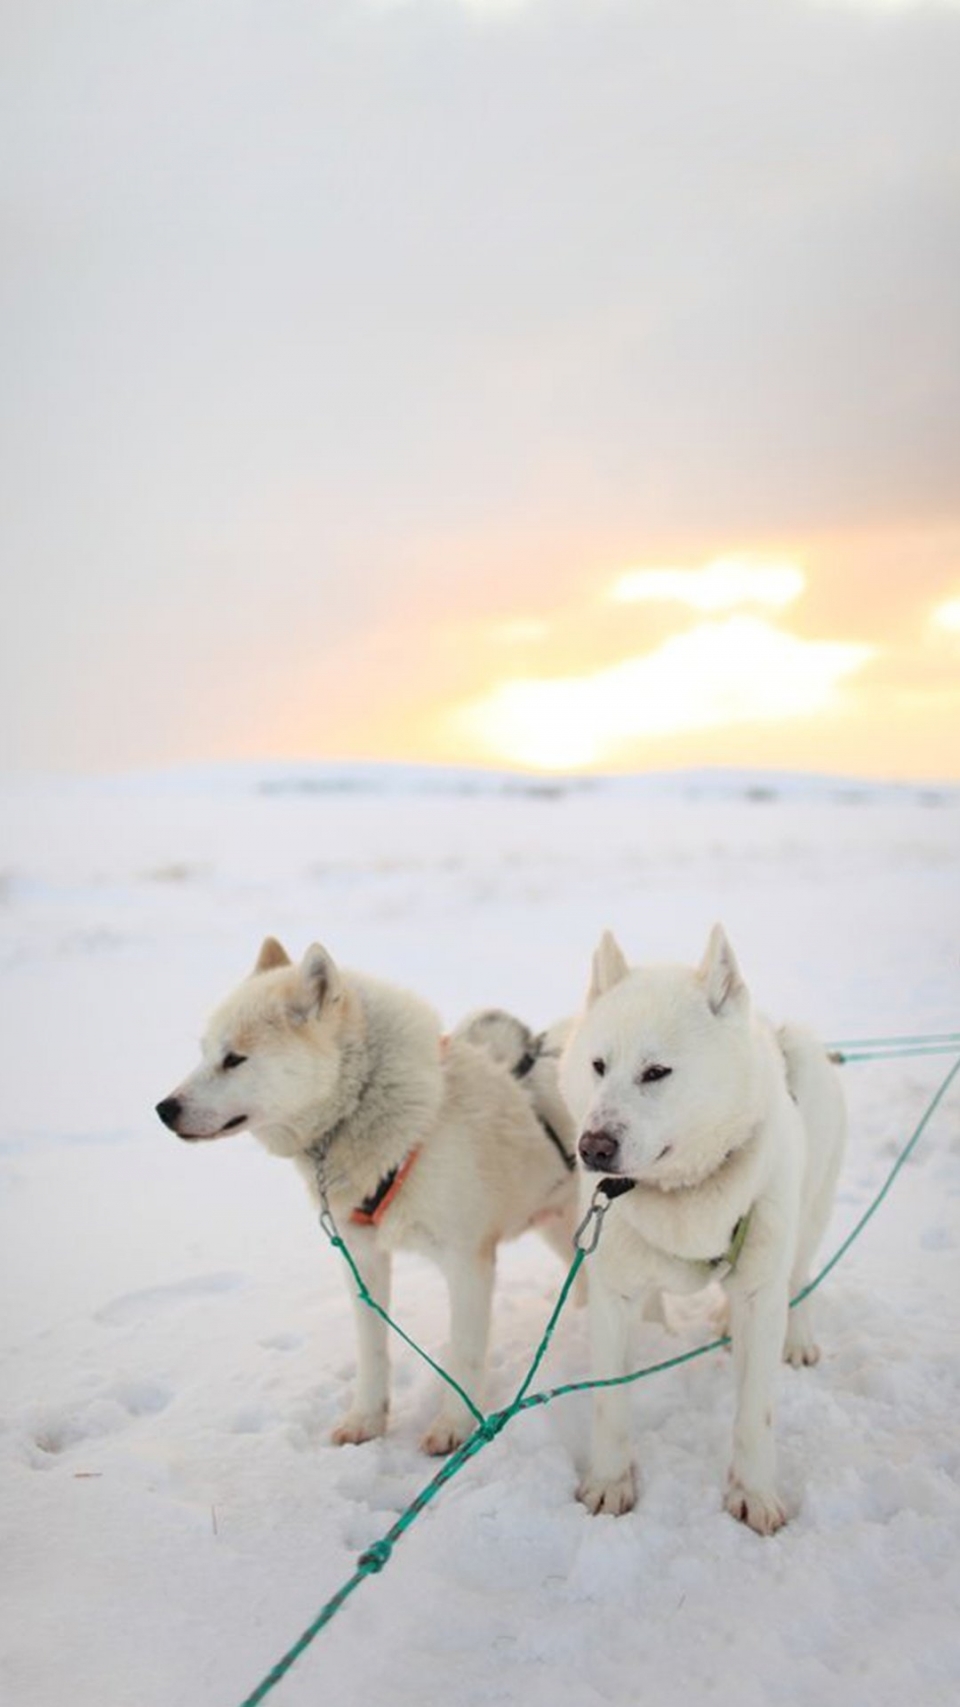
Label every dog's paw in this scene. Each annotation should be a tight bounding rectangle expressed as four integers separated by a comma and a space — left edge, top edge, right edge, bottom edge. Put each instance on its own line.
783, 1335, 820, 1368
420, 1416, 473, 1457
577, 1466, 637, 1517
724, 1478, 787, 1536
330, 1408, 387, 1447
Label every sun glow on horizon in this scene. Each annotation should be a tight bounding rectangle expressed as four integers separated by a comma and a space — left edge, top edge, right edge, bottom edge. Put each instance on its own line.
452, 615, 877, 771
931, 596, 960, 634
610, 557, 806, 614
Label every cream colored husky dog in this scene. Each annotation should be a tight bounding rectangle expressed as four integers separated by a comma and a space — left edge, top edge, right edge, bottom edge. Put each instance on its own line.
156, 938, 579, 1455
561, 925, 846, 1534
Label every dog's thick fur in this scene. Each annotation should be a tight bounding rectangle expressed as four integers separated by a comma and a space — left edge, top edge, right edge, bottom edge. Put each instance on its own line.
156, 939, 579, 1454
450, 1007, 575, 1167
560, 924, 846, 1534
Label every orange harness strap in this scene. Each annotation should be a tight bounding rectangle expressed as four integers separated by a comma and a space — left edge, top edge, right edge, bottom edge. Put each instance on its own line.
349, 1146, 423, 1228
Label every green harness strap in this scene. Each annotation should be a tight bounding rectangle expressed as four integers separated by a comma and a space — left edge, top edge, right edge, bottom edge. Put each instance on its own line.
704, 1206, 752, 1279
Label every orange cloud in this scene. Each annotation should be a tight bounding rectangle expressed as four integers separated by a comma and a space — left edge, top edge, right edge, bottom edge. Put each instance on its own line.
451, 615, 877, 770
931, 596, 960, 635
609, 558, 806, 614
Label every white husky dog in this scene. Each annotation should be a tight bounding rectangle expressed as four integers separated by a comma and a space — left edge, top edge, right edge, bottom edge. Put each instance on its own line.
156, 938, 579, 1455
560, 924, 846, 1534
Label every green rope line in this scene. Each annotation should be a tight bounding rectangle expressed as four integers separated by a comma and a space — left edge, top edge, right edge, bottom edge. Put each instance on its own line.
833, 1044, 960, 1063
321, 1224, 485, 1426
237, 1256, 590, 1707
790, 1048, 960, 1307
826, 1031, 960, 1050
237, 1038, 959, 1707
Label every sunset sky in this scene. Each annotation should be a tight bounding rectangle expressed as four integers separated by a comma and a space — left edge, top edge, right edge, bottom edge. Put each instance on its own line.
2, 0, 959, 780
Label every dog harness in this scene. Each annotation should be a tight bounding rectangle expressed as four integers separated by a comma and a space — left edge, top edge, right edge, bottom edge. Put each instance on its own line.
703, 1208, 752, 1280
342, 1029, 572, 1227
349, 1147, 422, 1228
576, 1175, 753, 1278
512, 1036, 576, 1173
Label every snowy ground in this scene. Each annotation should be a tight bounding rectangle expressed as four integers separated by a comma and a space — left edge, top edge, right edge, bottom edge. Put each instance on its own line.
2, 766, 959, 1707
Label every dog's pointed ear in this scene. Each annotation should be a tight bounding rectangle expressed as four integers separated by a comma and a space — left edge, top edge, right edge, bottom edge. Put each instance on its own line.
253, 936, 291, 974
699, 923, 746, 1015
296, 942, 342, 1016
587, 930, 630, 1005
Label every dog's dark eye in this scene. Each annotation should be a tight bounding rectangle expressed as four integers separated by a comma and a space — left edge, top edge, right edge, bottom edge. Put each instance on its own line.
640, 1064, 672, 1084
592, 1058, 607, 1077
222, 1052, 247, 1071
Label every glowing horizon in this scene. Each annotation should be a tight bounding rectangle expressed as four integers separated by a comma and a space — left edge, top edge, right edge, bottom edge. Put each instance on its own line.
609, 558, 807, 614
234, 535, 960, 786
932, 598, 960, 634
451, 606, 877, 772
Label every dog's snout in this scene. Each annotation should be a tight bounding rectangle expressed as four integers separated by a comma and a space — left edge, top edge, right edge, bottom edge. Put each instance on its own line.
578, 1128, 621, 1172
155, 1096, 182, 1130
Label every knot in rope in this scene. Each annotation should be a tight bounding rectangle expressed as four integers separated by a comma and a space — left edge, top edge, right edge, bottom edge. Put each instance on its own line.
477, 1410, 509, 1445
358, 1540, 392, 1574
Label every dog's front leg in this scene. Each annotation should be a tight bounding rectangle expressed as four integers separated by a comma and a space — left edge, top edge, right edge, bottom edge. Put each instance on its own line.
331, 1230, 392, 1446
421, 1249, 495, 1456
725, 1278, 789, 1535
578, 1276, 637, 1516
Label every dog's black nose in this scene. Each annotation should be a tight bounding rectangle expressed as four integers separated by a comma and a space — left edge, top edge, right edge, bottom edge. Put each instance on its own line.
155, 1096, 182, 1130
578, 1128, 621, 1171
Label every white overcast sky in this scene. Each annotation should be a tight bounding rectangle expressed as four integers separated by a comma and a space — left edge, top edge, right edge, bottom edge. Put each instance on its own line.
1, 0, 959, 773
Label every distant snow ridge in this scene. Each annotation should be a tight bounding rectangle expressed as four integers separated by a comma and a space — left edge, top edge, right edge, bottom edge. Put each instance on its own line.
56, 760, 960, 807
